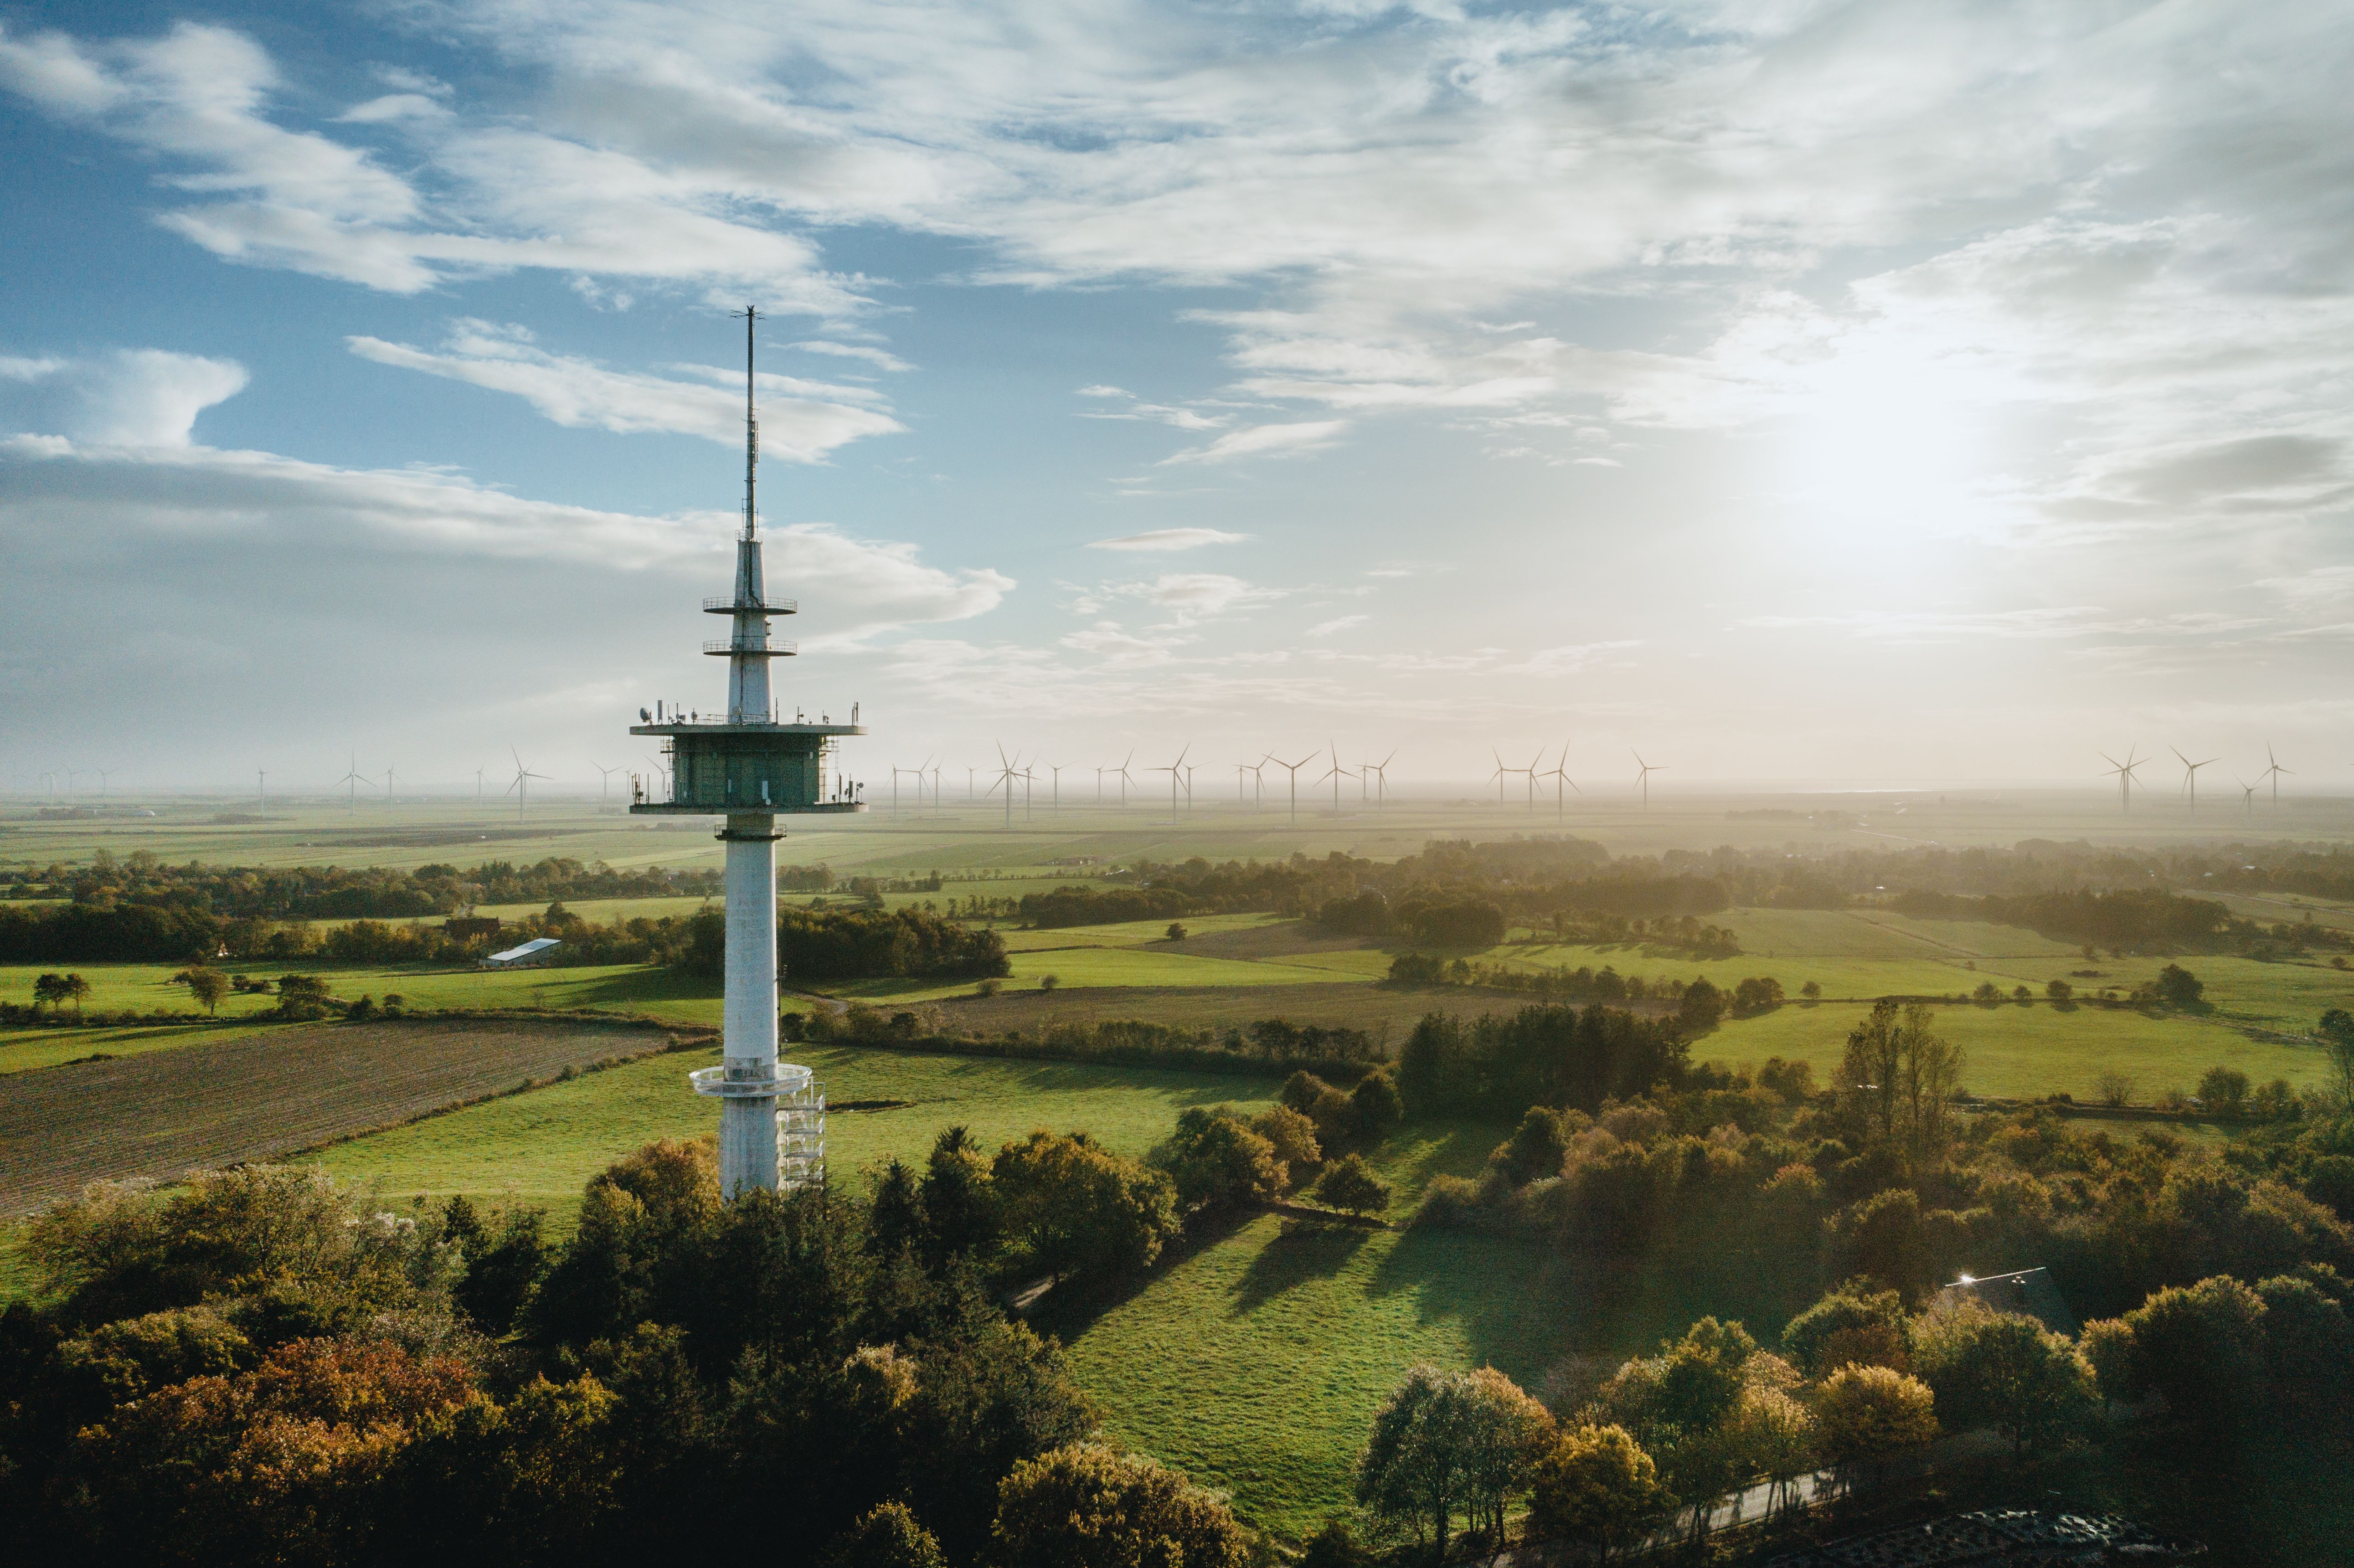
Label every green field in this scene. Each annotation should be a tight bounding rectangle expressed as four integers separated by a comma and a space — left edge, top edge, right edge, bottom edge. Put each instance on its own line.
317, 1042, 1281, 1224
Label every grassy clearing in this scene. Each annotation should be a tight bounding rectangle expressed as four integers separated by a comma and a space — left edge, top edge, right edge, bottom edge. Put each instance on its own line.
1706, 999, 2328, 1101
1054, 1120, 1814, 1538
317, 1044, 1281, 1227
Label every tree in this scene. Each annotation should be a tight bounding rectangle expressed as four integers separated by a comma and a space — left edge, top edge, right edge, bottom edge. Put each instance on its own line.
991, 1443, 1246, 1568
991, 1131, 1180, 1282
2197, 1064, 2250, 1119
2155, 963, 2205, 1008
2045, 978, 2073, 1002
1454, 1367, 1556, 1541
1349, 1069, 1404, 1144
919, 1126, 1000, 1270
1250, 1105, 1321, 1189
2322, 1009, 2354, 1108
1837, 1000, 1905, 1144
1317, 1154, 1391, 1218
2256, 1273, 2354, 1416
1677, 977, 1725, 1032
2095, 1071, 2134, 1108
2077, 1318, 2142, 1409
1165, 922, 1188, 942
35, 970, 92, 1016
1527, 1424, 1667, 1561
1724, 1384, 1814, 1521
1152, 1107, 1283, 1210
1812, 1365, 1937, 1488
1358, 1365, 1482, 1555
826, 1501, 948, 1568
1494, 1105, 1571, 1185
2122, 1275, 2266, 1426
181, 967, 231, 1015
1914, 1306, 2096, 1460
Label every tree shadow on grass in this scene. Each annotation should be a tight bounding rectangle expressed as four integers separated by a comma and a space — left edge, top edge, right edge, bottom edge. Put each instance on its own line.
1363, 1223, 1813, 1389
1227, 1218, 1372, 1316
1024, 1203, 1264, 1344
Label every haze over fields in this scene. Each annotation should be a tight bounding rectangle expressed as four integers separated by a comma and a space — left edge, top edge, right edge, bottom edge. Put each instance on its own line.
5, 1, 2353, 789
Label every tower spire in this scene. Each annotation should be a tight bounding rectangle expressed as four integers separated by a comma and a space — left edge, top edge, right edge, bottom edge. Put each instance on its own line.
737, 304, 760, 540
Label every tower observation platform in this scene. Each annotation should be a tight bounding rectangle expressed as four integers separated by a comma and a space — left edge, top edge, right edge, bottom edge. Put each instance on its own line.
629, 307, 865, 1198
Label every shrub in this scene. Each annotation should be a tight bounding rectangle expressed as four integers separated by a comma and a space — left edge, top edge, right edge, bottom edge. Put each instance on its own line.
991, 1444, 1246, 1568
1317, 1155, 1391, 1217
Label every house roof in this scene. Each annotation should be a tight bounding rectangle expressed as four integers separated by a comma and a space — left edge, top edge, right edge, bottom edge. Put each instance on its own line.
485, 937, 562, 964
1930, 1266, 2079, 1337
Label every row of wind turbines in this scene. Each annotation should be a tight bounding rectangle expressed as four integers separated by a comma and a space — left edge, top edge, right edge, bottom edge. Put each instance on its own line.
2098, 744, 2297, 816
880, 742, 1687, 828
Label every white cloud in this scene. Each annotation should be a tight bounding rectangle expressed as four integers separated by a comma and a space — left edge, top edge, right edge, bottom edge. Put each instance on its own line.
1160, 421, 1347, 465
0, 432, 1009, 631
1304, 615, 1368, 638
1087, 528, 1249, 552
346, 322, 902, 459
791, 340, 912, 373
0, 349, 247, 446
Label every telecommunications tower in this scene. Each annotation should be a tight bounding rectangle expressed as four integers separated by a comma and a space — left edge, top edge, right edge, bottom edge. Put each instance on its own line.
629, 308, 867, 1197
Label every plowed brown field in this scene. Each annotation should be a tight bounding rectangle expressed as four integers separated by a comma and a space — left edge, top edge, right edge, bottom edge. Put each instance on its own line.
0, 1018, 677, 1218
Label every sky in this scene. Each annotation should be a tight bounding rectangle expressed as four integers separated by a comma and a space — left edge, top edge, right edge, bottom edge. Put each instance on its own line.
3, 0, 2351, 796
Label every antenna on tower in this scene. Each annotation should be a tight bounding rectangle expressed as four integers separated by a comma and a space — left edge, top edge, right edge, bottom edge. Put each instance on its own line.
732, 304, 761, 541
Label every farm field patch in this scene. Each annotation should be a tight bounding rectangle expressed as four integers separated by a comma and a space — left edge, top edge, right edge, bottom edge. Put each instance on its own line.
1707, 998, 2326, 1101
0, 1017, 677, 1219
317, 1044, 1281, 1224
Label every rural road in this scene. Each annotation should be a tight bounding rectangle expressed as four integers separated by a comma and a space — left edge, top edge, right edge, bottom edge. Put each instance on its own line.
0, 1018, 676, 1220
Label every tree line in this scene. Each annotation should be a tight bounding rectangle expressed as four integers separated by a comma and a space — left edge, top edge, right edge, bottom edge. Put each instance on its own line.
5, 852, 736, 920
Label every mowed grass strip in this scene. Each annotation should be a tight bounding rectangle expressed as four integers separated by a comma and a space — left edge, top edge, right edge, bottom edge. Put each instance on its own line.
317, 1044, 1283, 1225
0, 1018, 677, 1219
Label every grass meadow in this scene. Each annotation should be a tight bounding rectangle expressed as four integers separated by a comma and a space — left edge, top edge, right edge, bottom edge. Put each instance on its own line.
315, 1042, 1282, 1226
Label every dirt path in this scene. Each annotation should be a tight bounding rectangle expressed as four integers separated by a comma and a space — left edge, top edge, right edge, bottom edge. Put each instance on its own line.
0, 1018, 676, 1218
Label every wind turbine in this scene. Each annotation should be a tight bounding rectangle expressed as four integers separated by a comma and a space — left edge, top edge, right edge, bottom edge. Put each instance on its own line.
93, 766, 116, 797
1542, 742, 1580, 821
1319, 743, 1355, 814
1151, 745, 1190, 825
383, 762, 398, 808
1489, 749, 1511, 806
1521, 748, 1545, 812
2172, 748, 2218, 813
2262, 743, 2292, 805
2236, 776, 2258, 819
593, 763, 624, 802
1269, 751, 1314, 827
256, 768, 267, 811
335, 754, 371, 815
985, 744, 1023, 829
1045, 762, 1067, 814
475, 765, 486, 802
1112, 750, 1138, 807
643, 752, 671, 798
1632, 751, 1665, 809
1365, 749, 1397, 810
2098, 748, 2145, 813
505, 749, 548, 817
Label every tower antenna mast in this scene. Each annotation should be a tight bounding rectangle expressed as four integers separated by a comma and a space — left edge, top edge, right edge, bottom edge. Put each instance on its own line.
741, 304, 760, 541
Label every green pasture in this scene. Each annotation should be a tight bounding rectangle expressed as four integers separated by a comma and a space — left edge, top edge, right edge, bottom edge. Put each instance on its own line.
1706, 998, 2328, 1102
317, 1043, 1281, 1225
997, 912, 1290, 952
1055, 1114, 1825, 1537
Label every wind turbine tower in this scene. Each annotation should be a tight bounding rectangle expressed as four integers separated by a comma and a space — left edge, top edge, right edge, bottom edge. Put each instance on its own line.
2172, 748, 2218, 813
627, 308, 865, 1199
2263, 744, 2292, 805
1632, 751, 1665, 810
1543, 742, 1579, 821
1270, 751, 1314, 826
2099, 748, 2146, 813
336, 754, 369, 815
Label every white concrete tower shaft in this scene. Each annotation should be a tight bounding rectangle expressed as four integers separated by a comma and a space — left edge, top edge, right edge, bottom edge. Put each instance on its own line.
719, 305, 779, 1197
